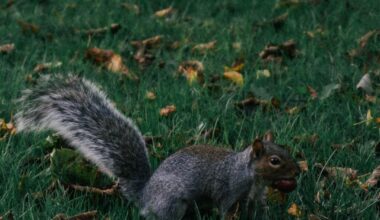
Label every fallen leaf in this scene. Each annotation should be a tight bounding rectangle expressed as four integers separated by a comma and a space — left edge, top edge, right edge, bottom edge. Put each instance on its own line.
298, 161, 308, 172
121, 3, 140, 14
178, 60, 204, 85
319, 83, 340, 100
256, 69, 271, 79
224, 59, 244, 72
314, 163, 358, 180
363, 165, 380, 188
154, 7, 174, 18
293, 133, 319, 145
307, 85, 318, 99
33, 61, 62, 73
365, 94, 376, 103
259, 39, 298, 63
235, 96, 280, 111
255, 12, 288, 30
68, 182, 118, 196
358, 30, 380, 48
356, 73, 373, 94
192, 40, 217, 54
145, 91, 156, 100
0, 43, 15, 54
85, 48, 137, 80
305, 27, 325, 38
131, 35, 162, 67
81, 23, 121, 36
160, 105, 176, 116
366, 109, 373, 126
266, 187, 287, 204
17, 20, 39, 33
308, 214, 321, 220
0, 118, 17, 141
287, 203, 302, 217
223, 71, 244, 86
52, 210, 97, 220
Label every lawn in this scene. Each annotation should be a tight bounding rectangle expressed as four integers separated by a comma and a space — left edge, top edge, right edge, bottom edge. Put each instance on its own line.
1, 0, 380, 219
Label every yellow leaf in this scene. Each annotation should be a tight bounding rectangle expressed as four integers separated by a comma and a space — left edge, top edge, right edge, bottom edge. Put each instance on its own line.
256, 69, 271, 79
154, 7, 174, 17
224, 63, 244, 72
366, 109, 373, 126
287, 203, 302, 217
192, 40, 217, 53
178, 60, 204, 85
223, 71, 244, 86
298, 161, 308, 172
160, 105, 176, 117
145, 91, 156, 100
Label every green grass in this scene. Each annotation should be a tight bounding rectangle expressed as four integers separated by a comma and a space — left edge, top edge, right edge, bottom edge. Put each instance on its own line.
1, 0, 380, 219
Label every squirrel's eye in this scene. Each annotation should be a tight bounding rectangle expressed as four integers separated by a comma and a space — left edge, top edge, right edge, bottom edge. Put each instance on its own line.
269, 156, 281, 166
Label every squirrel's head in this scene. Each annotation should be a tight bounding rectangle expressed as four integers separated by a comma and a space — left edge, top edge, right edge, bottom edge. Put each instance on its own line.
249, 131, 300, 193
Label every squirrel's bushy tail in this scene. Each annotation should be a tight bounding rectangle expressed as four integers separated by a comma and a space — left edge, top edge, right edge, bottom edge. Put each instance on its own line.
15, 75, 151, 201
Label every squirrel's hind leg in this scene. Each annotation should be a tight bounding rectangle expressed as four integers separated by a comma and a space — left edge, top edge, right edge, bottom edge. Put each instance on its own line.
141, 198, 188, 220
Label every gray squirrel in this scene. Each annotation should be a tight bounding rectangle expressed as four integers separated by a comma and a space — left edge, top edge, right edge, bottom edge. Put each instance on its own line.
15, 75, 300, 219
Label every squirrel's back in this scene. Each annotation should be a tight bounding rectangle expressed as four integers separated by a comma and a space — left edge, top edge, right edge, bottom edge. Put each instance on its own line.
15, 75, 151, 201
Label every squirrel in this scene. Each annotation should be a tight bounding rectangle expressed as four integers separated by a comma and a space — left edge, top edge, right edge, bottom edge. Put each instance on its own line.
15, 75, 300, 219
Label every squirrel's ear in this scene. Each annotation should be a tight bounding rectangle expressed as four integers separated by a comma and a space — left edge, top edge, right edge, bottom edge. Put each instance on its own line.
263, 130, 274, 142
251, 139, 264, 159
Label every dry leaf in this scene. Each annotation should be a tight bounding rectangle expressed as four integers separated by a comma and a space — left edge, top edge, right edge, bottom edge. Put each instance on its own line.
192, 40, 217, 53
293, 134, 319, 145
85, 48, 137, 80
356, 73, 373, 94
0, 118, 17, 140
256, 69, 271, 79
307, 85, 318, 99
305, 27, 325, 38
17, 20, 39, 33
33, 61, 62, 73
314, 163, 358, 180
0, 43, 15, 54
365, 94, 376, 103
266, 187, 287, 204
223, 71, 244, 86
366, 109, 373, 126
131, 35, 162, 67
287, 203, 302, 217
259, 39, 298, 63
363, 165, 380, 188
81, 23, 121, 36
154, 7, 174, 18
145, 91, 156, 100
178, 60, 204, 85
298, 161, 308, 172
308, 214, 321, 220
52, 210, 97, 220
121, 3, 140, 14
160, 105, 176, 116
68, 183, 118, 196
358, 30, 380, 48
236, 96, 281, 112
285, 106, 302, 115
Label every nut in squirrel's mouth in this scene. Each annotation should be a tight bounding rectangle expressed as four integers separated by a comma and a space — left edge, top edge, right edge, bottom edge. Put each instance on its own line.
271, 178, 297, 193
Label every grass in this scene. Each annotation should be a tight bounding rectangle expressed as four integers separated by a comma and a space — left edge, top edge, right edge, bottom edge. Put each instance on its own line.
1, 0, 380, 219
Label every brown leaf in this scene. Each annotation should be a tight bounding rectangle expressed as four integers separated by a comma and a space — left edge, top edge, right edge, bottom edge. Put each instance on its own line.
85, 48, 137, 80
159, 105, 176, 117
68, 183, 118, 196
178, 60, 205, 84
363, 165, 380, 188
0, 43, 15, 54
305, 27, 325, 38
33, 61, 62, 73
307, 85, 318, 99
308, 214, 321, 220
293, 133, 319, 145
81, 23, 121, 36
287, 203, 302, 217
131, 35, 162, 67
154, 7, 174, 18
235, 96, 280, 111
0, 118, 17, 141
192, 40, 217, 53
298, 160, 309, 172
259, 39, 298, 63
358, 30, 380, 48
314, 163, 358, 180
17, 20, 39, 33
52, 210, 97, 220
